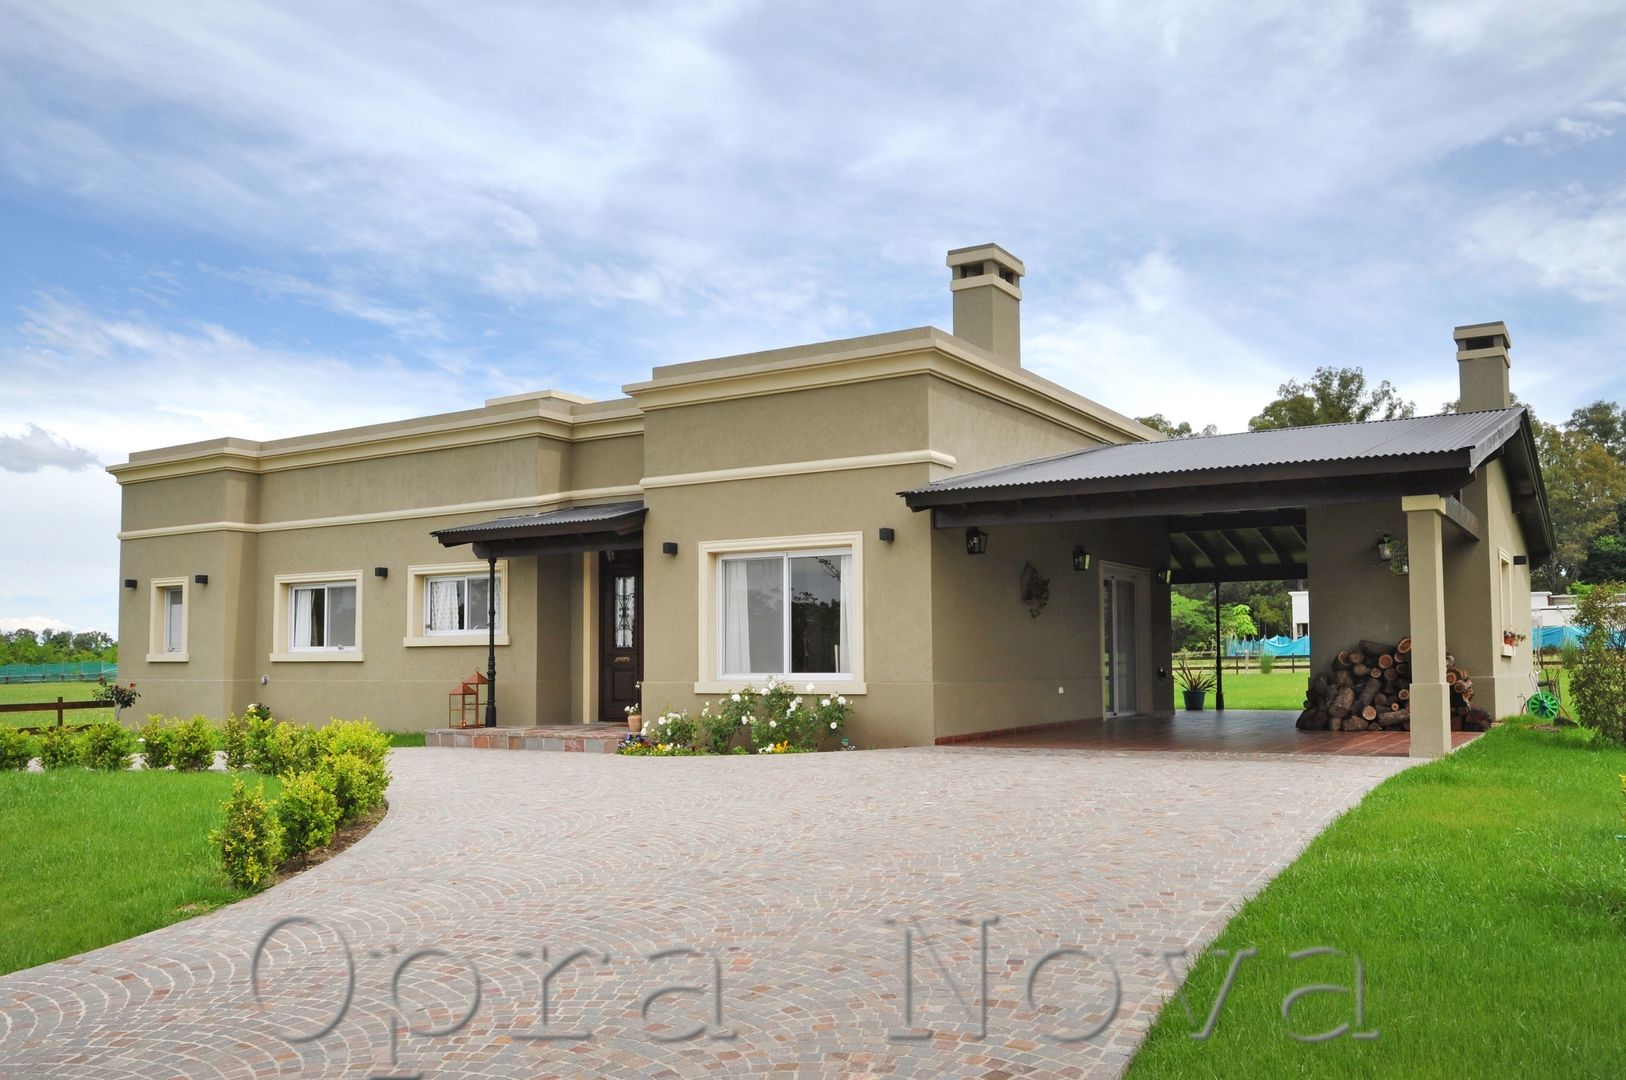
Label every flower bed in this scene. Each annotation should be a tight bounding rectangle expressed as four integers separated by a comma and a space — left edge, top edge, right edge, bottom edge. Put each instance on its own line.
619, 679, 857, 756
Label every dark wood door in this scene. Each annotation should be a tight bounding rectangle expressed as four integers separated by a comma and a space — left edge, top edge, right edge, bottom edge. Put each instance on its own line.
598, 551, 643, 721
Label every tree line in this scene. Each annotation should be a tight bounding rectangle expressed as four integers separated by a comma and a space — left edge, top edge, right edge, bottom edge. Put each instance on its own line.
0, 629, 118, 666
1141, 366, 1626, 646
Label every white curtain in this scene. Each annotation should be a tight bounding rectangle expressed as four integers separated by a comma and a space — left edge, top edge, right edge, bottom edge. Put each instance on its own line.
723, 559, 751, 674
429, 579, 462, 632
292, 587, 315, 648
164, 589, 183, 652
836, 553, 852, 673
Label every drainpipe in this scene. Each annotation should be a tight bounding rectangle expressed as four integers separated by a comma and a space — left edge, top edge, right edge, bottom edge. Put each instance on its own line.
1214, 580, 1225, 711
485, 555, 498, 727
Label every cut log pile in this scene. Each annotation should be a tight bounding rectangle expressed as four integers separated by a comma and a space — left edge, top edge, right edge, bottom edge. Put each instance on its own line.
1295, 636, 1493, 733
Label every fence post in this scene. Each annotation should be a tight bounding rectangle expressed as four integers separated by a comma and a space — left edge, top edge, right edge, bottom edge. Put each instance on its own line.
56, 697, 65, 728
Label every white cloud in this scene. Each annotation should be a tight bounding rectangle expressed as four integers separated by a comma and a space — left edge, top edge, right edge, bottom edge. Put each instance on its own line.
0, 615, 76, 634
0, 423, 99, 472
1466, 187, 1626, 302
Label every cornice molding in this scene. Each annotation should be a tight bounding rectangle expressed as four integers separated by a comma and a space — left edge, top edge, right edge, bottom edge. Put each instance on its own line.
641, 450, 956, 490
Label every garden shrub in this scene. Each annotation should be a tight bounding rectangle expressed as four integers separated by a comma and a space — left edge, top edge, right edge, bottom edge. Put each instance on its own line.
644, 709, 697, 749
138, 714, 173, 769
265, 721, 322, 776
38, 726, 83, 769
170, 715, 217, 771
317, 718, 390, 768
0, 727, 39, 770
319, 753, 389, 821
698, 705, 735, 755
222, 713, 250, 770
1567, 583, 1626, 745
245, 713, 280, 772
276, 770, 341, 859
211, 777, 284, 892
1258, 652, 1276, 674
81, 721, 138, 771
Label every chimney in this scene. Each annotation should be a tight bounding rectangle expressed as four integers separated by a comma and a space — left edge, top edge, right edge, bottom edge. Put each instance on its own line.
946, 243, 1024, 366
1453, 321, 1512, 412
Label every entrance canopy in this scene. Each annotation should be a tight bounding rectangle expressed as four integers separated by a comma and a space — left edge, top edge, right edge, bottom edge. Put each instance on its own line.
433, 499, 646, 559
901, 408, 1552, 564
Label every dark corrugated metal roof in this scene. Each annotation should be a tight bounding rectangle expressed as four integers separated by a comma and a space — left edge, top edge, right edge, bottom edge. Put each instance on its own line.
433, 500, 645, 542
906, 408, 1526, 495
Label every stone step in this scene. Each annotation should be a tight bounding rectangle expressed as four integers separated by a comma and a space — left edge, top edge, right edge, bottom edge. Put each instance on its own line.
424, 726, 626, 753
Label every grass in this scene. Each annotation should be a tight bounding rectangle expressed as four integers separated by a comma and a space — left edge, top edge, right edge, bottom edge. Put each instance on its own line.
1199, 667, 1577, 713
1126, 720, 1626, 1077
0, 769, 281, 976
0, 680, 115, 728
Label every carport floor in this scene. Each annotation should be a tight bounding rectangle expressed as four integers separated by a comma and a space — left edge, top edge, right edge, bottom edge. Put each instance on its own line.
959, 709, 1480, 757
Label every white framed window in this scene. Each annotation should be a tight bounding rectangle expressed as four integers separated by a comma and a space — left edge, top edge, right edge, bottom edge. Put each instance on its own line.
404, 561, 510, 647
696, 533, 864, 694
1500, 549, 1516, 657
271, 571, 365, 662
146, 577, 189, 663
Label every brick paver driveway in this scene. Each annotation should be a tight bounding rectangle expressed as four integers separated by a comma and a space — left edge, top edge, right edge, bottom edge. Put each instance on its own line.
0, 745, 1414, 1078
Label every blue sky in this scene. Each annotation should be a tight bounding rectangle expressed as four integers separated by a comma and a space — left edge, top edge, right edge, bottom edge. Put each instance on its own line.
2, 1, 1625, 634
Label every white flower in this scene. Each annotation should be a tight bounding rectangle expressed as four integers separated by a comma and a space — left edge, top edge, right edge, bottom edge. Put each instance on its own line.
740, 716, 750, 726
731, 693, 741, 703
837, 696, 847, 706
805, 683, 815, 692
768, 719, 778, 729
829, 721, 838, 729
821, 698, 831, 707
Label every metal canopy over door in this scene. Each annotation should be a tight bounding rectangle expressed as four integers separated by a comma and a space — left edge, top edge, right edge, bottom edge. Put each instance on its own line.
598, 551, 643, 721
1102, 563, 1148, 717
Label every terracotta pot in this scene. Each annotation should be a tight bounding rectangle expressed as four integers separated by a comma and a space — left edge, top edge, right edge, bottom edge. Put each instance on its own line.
626, 712, 642, 733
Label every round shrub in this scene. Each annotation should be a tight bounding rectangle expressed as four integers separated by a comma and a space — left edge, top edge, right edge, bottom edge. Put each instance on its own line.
276, 770, 340, 859
211, 777, 284, 892
170, 715, 217, 771
645, 709, 697, 749
38, 726, 83, 769
265, 721, 321, 776
319, 752, 389, 821
138, 714, 173, 769
245, 713, 280, 772
317, 719, 390, 768
222, 712, 251, 770
81, 721, 138, 771
0, 727, 40, 771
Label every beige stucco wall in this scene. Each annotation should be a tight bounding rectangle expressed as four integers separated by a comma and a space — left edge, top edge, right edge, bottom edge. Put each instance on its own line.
1306, 500, 1413, 672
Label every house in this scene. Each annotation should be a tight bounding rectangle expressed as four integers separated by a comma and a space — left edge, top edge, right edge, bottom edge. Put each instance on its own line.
1289, 589, 1310, 639
109, 245, 1553, 756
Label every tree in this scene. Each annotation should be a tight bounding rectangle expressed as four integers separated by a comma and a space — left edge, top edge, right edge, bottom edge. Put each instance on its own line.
1220, 603, 1258, 645
1249, 366, 1415, 430
1137, 414, 1218, 439
1568, 400, 1626, 462
1580, 532, 1626, 584
1566, 583, 1626, 743
1533, 424, 1626, 590
1170, 593, 1213, 652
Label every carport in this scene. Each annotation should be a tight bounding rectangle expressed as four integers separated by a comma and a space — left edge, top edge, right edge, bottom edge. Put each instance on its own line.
902, 407, 1552, 757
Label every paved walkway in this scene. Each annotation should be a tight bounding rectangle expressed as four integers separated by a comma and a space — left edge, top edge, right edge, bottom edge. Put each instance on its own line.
963, 710, 1481, 757
0, 745, 1415, 1078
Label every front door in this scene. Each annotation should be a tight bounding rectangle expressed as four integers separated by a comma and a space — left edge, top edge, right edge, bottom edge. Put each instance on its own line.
598, 551, 643, 721
1102, 564, 1146, 716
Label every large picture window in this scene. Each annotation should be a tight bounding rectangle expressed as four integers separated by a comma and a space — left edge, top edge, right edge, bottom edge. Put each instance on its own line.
719, 549, 852, 679
290, 581, 357, 651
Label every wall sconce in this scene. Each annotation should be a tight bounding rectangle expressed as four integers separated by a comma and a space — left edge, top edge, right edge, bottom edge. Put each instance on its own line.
193, 574, 209, 586
965, 527, 989, 556
1513, 554, 1529, 566
1376, 534, 1395, 562
661, 541, 679, 556
373, 566, 389, 578
1071, 546, 1092, 572
123, 579, 137, 590
878, 527, 895, 543
1156, 568, 1173, 584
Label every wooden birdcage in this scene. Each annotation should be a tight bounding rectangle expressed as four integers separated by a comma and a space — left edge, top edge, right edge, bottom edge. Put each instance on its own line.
448, 671, 489, 728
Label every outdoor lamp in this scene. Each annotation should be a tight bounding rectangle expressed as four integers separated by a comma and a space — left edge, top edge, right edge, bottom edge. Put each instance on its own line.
1513, 554, 1529, 566
662, 541, 679, 556
878, 527, 895, 543
193, 574, 208, 585
374, 566, 389, 578
123, 579, 136, 589
1071, 546, 1092, 572
1156, 568, 1173, 584
965, 527, 989, 556
1376, 535, 1395, 562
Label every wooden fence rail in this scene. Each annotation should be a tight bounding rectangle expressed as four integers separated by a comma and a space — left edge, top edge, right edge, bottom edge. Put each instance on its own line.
0, 698, 106, 727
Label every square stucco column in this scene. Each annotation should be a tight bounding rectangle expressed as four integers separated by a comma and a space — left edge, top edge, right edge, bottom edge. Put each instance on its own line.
1404, 496, 1450, 757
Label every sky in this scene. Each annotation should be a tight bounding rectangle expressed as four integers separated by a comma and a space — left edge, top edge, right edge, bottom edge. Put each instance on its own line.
2, 0, 1625, 634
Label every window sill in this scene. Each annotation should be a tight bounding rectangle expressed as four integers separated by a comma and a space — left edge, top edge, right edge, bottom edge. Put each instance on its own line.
694, 680, 866, 696
145, 653, 189, 664
270, 651, 366, 663
404, 634, 510, 648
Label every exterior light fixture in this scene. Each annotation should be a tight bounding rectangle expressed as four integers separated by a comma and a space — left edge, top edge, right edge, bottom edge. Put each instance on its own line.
662, 541, 679, 556
1071, 546, 1092, 572
965, 527, 989, 556
193, 574, 209, 585
1156, 568, 1173, 584
1376, 534, 1395, 562
1512, 554, 1529, 566
123, 579, 137, 590
374, 566, 389, 578
878, 527, 895, 543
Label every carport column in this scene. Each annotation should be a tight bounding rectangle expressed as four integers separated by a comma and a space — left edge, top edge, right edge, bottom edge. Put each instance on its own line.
1403, 496, 1450, 757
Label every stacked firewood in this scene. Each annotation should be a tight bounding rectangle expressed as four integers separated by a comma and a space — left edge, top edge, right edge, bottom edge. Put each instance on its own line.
1296, 637, 1491, 733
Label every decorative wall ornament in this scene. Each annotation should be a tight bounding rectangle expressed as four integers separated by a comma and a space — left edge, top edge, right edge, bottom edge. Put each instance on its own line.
1020, 562, 1050, 618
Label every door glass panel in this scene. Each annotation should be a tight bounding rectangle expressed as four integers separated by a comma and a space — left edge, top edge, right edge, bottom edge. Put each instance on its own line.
614, 574, 636, 648
1114, 578, 1138, 714
1102, 579, 1115, 713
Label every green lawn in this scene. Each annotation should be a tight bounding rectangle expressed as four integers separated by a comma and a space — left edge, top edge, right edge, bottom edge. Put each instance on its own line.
0, 770, 281, 976
1201, 668, 1577, 713
1127, 721, 1626, 1077
0, 679, 116, 728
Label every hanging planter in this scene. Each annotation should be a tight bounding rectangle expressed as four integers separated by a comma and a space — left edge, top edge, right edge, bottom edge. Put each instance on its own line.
1020, 563, 1051, 618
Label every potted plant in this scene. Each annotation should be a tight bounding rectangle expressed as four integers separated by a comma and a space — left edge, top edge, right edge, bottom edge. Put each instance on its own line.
625, 683, 643, 733
1174, 656, 1216, 711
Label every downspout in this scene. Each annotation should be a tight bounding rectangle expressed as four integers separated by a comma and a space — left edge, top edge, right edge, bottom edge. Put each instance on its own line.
1214, 580, 1225, 711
